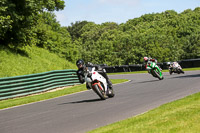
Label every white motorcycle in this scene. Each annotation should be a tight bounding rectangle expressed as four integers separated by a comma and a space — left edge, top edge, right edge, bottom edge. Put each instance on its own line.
84, 67, 115, 100
169, 62, 184, 75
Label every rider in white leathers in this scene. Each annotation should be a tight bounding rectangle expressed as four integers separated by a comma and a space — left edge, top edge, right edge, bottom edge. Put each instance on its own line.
168, 61, 184, 74
169, 62, 181, 70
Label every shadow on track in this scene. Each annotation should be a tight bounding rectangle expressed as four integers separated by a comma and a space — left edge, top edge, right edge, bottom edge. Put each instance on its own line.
134, 79, 160, 84
58, 98, 103, 105
172, 73, 200, 79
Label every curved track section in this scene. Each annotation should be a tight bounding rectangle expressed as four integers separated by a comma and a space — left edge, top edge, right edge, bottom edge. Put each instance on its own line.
0, 71, 200, 133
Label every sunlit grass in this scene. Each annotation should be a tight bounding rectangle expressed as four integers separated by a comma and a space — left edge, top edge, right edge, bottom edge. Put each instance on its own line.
89, 92, 200, 133
0, 45, 76, 78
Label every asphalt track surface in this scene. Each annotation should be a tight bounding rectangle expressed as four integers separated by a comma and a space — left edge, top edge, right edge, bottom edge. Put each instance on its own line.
0, 70, 200, 133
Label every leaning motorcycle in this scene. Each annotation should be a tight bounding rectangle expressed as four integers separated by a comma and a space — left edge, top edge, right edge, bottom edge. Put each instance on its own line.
84, 67, 115, 100
145, 61, 164, 80
169, 63, 184, 75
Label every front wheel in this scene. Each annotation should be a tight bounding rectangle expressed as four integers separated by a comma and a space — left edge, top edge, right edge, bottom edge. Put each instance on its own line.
169, 70, 173, 75
93, 83, 108, 100
154, 68, 164, 80
180, 69, 184, 74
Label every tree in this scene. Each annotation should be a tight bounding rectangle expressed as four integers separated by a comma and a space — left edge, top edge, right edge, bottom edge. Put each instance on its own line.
0, 0, 65, 48
67, 21, 90, 41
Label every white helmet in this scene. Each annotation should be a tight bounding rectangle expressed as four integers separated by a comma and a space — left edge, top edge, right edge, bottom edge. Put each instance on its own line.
144, 57, 148, 61
167, 62, 171, 65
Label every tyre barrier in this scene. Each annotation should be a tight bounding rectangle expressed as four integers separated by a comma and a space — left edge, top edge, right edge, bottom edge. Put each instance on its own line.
104, 58, 200, 73
179, 58, 200, 68
0, 69, 80, 100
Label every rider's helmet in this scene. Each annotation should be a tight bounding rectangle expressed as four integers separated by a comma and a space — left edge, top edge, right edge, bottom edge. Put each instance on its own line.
166, 62, 171, 66
76, 59, 85, 69
144, 57, 149, 62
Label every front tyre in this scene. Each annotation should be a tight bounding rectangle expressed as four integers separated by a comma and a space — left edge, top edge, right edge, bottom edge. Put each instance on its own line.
180, 69, 184, 74
154, 68, 164, 80
169, 70, 173, 75
93, 84, 108, 100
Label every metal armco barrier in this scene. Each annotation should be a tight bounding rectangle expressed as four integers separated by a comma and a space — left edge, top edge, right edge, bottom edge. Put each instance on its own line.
179, 58, 200, 68
0, 69, 80, 100
104, 58, 200, 73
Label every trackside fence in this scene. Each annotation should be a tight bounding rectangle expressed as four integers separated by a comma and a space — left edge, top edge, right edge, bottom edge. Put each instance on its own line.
0, 69, 80, 100
104, 58, 200, 73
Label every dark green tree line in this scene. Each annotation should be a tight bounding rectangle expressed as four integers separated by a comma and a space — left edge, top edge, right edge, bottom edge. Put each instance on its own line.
1, 1, 199, 66
67, 7, 200, 65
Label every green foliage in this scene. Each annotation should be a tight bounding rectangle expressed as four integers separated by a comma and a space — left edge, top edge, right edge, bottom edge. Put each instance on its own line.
0, 0, 65, 48
67, 21, 91, 41
32, 12, 80, 62
67, 7, 200, 65
1, 1, 200, 70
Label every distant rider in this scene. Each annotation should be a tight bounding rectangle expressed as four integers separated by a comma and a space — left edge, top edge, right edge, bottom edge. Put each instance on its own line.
76, 59, 113, 89
144, 57, 157, 63
144, 57, 157, 70
168, 61, 182, 71
143, 57, 163, 73
169, 62, 180, 69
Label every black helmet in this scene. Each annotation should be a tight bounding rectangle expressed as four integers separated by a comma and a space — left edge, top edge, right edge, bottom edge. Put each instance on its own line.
76, 59, 85, 67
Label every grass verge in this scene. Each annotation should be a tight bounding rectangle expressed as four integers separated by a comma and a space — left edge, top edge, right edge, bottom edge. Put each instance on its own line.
0, 45, 76, 78
0, 79, 129, 109
89, 92, 200, 133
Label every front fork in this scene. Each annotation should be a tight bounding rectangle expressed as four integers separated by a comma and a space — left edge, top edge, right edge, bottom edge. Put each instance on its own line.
92, 82, 103, 91
155, 65, 163, 77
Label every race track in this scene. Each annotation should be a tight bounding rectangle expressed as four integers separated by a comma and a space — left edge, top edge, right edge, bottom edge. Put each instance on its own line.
0, 70, 200, 133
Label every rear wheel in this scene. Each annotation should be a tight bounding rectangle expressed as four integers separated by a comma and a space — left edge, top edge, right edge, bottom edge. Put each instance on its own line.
107, 87, 115, 98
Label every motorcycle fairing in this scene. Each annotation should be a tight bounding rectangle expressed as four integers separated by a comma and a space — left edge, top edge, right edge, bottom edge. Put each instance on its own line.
86, 67, 108, 92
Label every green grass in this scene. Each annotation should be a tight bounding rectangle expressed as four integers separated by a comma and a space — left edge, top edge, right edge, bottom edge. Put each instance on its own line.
110, 79, 129, 84
0, 45, 76, 78
89, 92, 200, 133
183, 67, 200, 71
0, 79, 129, 109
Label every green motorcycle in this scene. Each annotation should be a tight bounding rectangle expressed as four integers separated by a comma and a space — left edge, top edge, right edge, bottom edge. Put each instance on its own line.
145, 61, 164, 80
